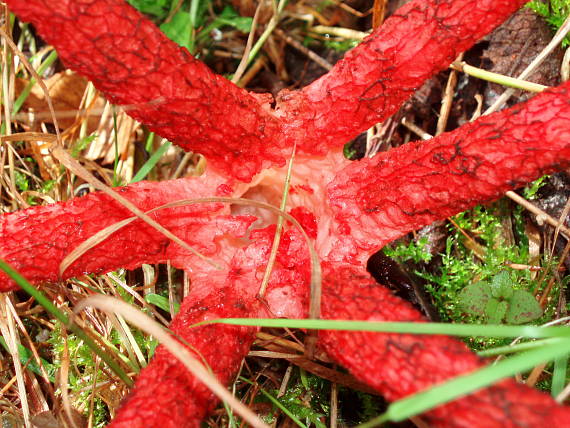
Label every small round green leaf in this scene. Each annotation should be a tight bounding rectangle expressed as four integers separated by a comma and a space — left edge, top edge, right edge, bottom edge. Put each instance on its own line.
505, 290, 542, 324
489, 271, 514, 299
459, 282, 492, 316
485, 299, 508, 324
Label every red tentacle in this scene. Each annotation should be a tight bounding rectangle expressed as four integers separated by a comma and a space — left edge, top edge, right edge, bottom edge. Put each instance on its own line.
277, 0, 528, 154
319, 263, 570, 428
0, 173, 254, 290
327, 81, 570, 260
109, 287, 260, 428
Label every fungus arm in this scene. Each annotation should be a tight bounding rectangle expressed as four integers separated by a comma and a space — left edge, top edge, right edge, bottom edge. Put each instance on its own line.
0, 175, 254, 291
277, 0, 528, 154
4, 0, 286, 181
319, 263, 570, 428
109, 287, 259, 428
327, 81, 570, 262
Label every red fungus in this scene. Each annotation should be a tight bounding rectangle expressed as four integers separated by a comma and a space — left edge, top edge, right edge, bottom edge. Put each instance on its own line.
327, 80, 570, 257
0, 171, 256, 287
276, 0, 529, 153
4, 0, 527, 180
3, 0, 570, 426
109, 287, 260, 428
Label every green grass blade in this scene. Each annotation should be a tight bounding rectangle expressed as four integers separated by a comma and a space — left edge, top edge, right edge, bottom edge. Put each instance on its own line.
204, 318, 570, 339
145, 292, 180, 314
239, 376, 307, 428
552, 353, 568, 397
188, 0, 200, 54
130, 140, 172, 183
361, 338, 570, 425
477, 338, 562, 357
0, 259, 133, 386
144, 131, 155, 152
0, 335, 55, 382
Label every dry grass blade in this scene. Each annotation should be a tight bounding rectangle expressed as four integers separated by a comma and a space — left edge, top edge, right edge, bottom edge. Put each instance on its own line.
0, 132, 58, 143
506, 191, 570, 239
59, 335, 81, 428
562, 46, 570, 82
59, 216, 135, 277
437, 54, 463, 135
247, 0, 287, 62
0, 296, 31, 428
330, 381, 338, 428
73, 294, 269, 428
51, 145, 221, 270
274, 28, 333, 71
258, 144, 297, 299
231, 2, 262, 84
371, 0, 387, 28
5, 299, 54, 401
310, 25, 369, 40
2, 26, 29, 210
557, 380, 570, 403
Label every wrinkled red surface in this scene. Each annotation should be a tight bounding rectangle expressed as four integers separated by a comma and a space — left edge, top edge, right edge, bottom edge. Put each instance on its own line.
327, 81, 570, 261
277, 0, 528, 155
109, 287, 259, 428
5, 0, 528, 181
320, 263, 570, 428
4, 0, 570, 427
110, 223, 311, 427
0, 171, 255, 289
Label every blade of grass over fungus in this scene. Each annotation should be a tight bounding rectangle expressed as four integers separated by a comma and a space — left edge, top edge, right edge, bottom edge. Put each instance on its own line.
358, 338, 570, 426
0, 259, 133, 386
257, 144, 297, 299
203, 318, 570, 339
54, 145, 221, 269
60, 197, 321, 311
